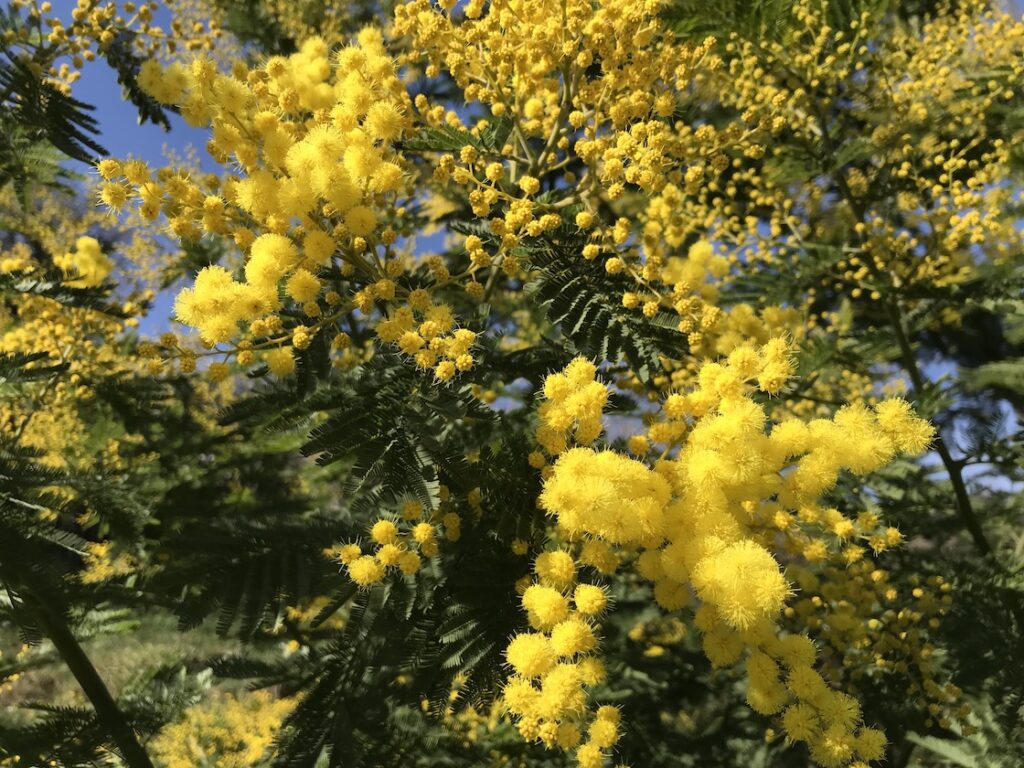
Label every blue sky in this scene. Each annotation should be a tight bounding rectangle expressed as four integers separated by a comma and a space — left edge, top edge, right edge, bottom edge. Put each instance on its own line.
69, 1, 212, 170
73, 54, 196, 335
74, 60, 209, 171
70, 51, 198, 336
65, 6, 216, 334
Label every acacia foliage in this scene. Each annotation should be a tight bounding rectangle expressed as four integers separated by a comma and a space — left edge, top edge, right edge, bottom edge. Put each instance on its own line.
0, 1, 1023, 768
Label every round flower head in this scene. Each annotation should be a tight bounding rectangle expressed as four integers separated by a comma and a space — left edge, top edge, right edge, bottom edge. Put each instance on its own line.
505, 632, 556, 678
573, 584, 608, 615
535, 550, 576, 589
347, 555, 384, 587
521, 585, 569, 630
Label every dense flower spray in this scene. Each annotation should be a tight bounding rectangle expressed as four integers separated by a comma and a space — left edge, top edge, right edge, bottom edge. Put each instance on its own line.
106, 30, 489, 381
506, 346, 937, 767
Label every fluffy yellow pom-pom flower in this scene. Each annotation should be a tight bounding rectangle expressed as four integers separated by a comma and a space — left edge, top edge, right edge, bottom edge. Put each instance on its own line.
522, 585, 570, 630
347, 555, 384, 587
265, 347, 296, 377
535, 550, 577, 589
505, 632, 556, 678
573, 584, 608, 615
370, 519, 398, 545
692, 541, 790, 630
549, 618, 597, 658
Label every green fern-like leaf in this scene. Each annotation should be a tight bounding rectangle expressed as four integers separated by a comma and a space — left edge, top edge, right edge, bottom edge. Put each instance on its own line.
525, 235, 688, 382
0, 272, 128, 316
0, 351, 68, 384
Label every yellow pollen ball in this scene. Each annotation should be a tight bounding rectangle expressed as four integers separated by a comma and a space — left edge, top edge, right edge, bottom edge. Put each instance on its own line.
347, 555, 384, 586
371, 519, 399, 545
573, 584, 608, 615
345, 205, 378, 237
505, 632, 556, 678
265, 347, 296, 377
286, 269, 321, 303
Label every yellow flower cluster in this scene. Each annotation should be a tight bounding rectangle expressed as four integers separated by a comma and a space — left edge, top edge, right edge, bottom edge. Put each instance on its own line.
393, 0, 812, 401
681, 0, 1024, 320
503, 573, 615, 765
149, 690, 294, 768
0, 185, 158, 469
536, 358, 609, 454
508, 348, 934, 767
376, 302, 477, 382
53, 236, 113, 288
395, 0, 733, 202
79, 541, 136, 584
650, 240, 805, 364
99, 33, 406, 364
5, 0, 223, 95
326, 499, 463, 588
103, 30, 485, 381
785, 562, 969, 734
162, 0, 240, 61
